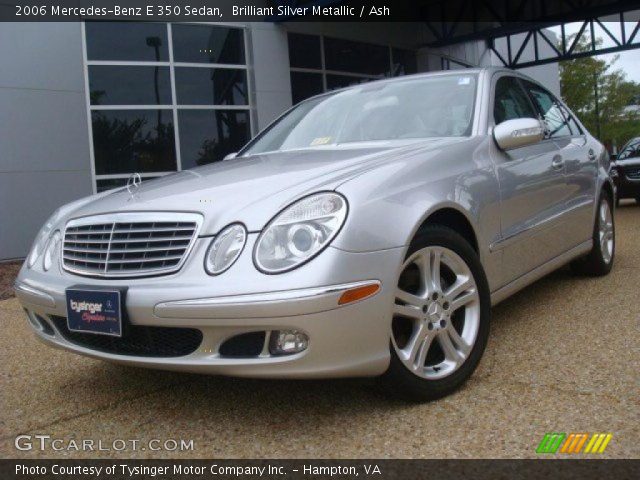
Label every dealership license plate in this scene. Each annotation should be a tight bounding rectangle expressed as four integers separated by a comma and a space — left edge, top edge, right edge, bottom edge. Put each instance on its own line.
65, 289, 122, 337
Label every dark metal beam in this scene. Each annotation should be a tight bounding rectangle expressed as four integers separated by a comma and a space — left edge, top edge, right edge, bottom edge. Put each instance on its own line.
504, 42, 640, 69
486, 9, 640, 70
420, 0, 640, 48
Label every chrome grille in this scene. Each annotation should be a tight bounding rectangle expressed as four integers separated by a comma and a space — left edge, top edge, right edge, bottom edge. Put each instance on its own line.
626, 167, 640, 180
63, 213, 202, 278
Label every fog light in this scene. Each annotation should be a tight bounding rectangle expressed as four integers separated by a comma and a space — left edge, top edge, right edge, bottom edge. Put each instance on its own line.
269, 330, 309, 355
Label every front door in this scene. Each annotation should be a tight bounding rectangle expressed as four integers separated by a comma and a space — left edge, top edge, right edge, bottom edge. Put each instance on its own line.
522, 80, 597, 249
490, 75, 571, 285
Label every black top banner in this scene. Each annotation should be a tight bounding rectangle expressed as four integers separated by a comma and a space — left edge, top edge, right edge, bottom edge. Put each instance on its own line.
2, 0, 639, 22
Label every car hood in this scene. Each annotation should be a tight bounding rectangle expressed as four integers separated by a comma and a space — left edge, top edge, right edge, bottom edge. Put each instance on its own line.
64, 138, 462, 234
615, 157, 640, 168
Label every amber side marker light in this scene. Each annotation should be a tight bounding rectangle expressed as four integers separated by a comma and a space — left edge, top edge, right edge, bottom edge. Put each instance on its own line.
338, 283, 381, 305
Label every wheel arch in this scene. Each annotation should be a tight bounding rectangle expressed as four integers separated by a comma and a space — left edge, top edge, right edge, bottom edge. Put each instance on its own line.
600, 177, 615, 204
414, 205, 480, 254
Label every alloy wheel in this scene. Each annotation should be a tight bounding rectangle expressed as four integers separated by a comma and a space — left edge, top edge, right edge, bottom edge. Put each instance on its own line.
599, 199, 614, 264
392, 246, 480, 380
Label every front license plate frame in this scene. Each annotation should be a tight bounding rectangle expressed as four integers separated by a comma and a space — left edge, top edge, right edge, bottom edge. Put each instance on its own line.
65, 288, 124, 337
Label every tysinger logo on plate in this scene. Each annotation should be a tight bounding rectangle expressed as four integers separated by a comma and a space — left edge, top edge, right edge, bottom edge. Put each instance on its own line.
66, 289, 122, 337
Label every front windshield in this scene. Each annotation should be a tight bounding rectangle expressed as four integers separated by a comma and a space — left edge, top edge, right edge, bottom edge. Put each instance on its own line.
618, 138, 640, 160
241, 73, 477, 156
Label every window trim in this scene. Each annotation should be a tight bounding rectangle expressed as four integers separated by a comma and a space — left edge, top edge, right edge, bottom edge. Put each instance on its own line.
491, 74, 539, 126
556, 102, 584, 137
520, 78, 576, 140
82, 21, 254, 193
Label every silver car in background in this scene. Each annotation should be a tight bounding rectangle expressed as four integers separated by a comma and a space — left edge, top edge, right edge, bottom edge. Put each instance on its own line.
15, 68, 615, 400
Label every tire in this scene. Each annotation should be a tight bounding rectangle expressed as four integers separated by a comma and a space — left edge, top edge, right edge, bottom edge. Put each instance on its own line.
380, 225, 491, 401
571, 192, 615, 276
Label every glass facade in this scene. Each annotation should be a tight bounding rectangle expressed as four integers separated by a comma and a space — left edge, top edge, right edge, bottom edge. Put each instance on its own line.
290, 71, 324, 105
288, 32, 417, 105
323, 37, 391, 75
178, 110, 251, 169
91, 109, 177, 175
84, 22, 251, 192
88, 66, 172, 105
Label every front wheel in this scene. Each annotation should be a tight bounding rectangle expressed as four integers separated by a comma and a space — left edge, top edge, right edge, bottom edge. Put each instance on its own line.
571, 193, 615, 276
381, 225, 491, 401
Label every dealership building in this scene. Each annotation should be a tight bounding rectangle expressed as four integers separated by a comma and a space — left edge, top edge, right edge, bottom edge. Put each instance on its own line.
0, 19, 560, 260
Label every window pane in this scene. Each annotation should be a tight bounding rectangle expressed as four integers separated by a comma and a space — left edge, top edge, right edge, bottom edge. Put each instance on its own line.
243, 74, 478, 156
288, 33, 322, 69
92, 110, 176, 175
559, 105, 582, 135
178, 110, 251, 169
172, 25, 245, 64
493, 77, 537, 124
85, 22, 168, 61
324, 37, 390, 75
290, 71, 324, 104
175, 68, 247, 105
326, 74, 371, 91
523, 81, 572, 138
391, 49, 417, 76
89, 66, 171, 106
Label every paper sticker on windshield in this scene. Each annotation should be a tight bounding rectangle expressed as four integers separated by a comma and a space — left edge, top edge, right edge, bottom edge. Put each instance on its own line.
458, 77, 471, 85
310, 136, 332, 146
310, 136, 331, 146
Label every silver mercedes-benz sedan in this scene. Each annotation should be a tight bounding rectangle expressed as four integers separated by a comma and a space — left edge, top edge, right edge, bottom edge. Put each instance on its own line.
15, 68, 615, 400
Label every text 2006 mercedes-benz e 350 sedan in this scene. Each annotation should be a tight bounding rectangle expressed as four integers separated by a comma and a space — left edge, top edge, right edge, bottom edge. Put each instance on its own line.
15, 68, 615, 400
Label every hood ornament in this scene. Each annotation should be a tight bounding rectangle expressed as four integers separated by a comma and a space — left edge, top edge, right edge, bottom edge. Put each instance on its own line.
126, 173, 142, 200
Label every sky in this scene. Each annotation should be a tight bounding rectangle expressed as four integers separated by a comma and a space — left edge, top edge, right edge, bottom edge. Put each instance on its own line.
548, 21, 640, 83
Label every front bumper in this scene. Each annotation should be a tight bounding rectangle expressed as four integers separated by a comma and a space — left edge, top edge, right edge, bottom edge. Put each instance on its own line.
15, 235, 404, 378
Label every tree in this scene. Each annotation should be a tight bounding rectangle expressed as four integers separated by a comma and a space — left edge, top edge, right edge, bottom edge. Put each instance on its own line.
559, 35, 640, 151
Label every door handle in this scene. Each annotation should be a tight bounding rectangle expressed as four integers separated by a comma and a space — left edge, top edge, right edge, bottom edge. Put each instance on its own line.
551, 155, 564, 170
588, 149, 597, 161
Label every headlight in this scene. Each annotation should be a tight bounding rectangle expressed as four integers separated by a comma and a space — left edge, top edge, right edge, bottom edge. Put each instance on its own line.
26, 210, 59, 268
204, 223, 247, 275
254, 192, 348, 273
42, 230, 61, 272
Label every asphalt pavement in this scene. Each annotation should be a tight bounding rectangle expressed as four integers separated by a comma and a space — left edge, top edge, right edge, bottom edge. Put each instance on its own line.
1, 201, 638, 459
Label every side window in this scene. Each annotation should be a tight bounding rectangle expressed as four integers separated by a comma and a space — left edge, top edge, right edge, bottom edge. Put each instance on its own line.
522, 81, 572, 138
493, 76, 537, 124
559, 104, 583, 135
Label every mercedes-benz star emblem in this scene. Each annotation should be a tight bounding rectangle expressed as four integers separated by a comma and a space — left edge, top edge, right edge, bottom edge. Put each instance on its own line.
126, 172, 142, 198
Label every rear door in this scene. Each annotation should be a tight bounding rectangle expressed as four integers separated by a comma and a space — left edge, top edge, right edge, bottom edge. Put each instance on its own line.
490, 74, 571, 284
521, 80, 596, 248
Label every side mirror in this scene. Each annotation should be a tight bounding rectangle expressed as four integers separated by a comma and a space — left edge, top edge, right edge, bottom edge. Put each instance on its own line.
493, 118, 544, 151
610, 153, 618, 161
223, 152, 238, 160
